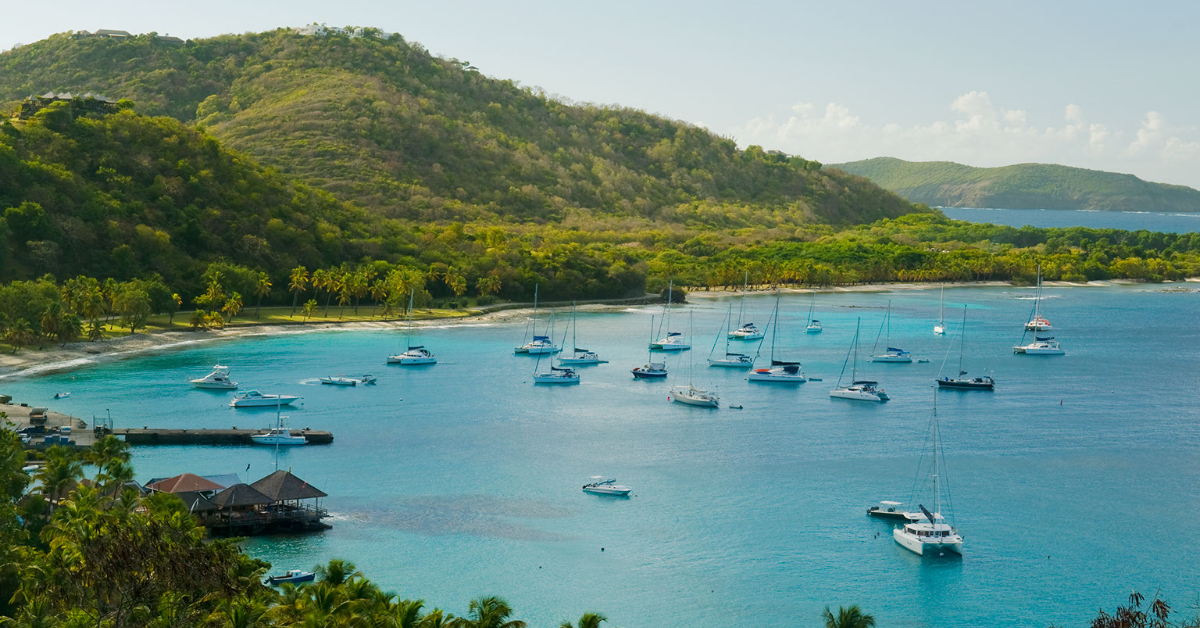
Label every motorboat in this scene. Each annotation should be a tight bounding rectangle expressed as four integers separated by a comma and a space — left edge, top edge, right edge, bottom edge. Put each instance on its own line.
867, 500, 911, 520
250, 425, 308, 446
191, 364, 238, 389
53, 392, 71, 399
632, 362, 668, 379
1024, 264, 1053, 331
229, 391, 300, 408
805, 291, 823, 333
669, 384, 720, 407
870, 302, 914, 363
319, 375, 359, 386
650, 280, 689, 351
1013, 337, 1064, 355
355, 374, 377, 385
938, 374, 995, 389
709, 353, 754, 368
728, 272, 764, 340
583, 477, 632, 496
265, 570, 315, 585
1025, 315, 1052, 331
533, 364, 580, 384
892, 394, 963, 557
388, 346, 437, 365
515, 284, 561, 354
748, 291, 806, 383
556, 302, 608, 364
830, 319, 888, 402
934, 286, 946, 335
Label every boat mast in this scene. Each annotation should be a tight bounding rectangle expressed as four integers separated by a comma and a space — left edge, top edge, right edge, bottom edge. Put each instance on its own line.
274, 398, 282, 471
852, 318, 859, 382
1034, 264, 1042, 321
647, 315, 655, 362
807, 290, 816, 325
406, 290, 415, 347
958, 305, 967, 376
932, 392, 941, 517
570, 300, 577, 353
711, 304, 731, 359
939, 286, 945, 327
770, 290, 780, 362
736, 271, 747, 330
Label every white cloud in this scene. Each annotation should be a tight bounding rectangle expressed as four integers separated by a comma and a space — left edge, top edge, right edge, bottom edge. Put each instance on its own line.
733, 93, 1200, 187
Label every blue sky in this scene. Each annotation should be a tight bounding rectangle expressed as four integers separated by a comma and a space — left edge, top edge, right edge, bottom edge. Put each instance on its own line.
5, 0, 1199, 186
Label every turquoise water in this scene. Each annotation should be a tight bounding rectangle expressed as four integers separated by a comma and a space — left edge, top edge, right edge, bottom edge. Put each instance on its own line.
4, 284, 1200, 627
941, 207, 1200, 233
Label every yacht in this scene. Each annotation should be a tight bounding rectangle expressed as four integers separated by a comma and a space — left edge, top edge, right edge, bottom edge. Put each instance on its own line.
938, 306, 995, 389
728, 272, 764, 340
388, 290, 438, 365
669, 384, 720, 407
632, 315, 669, 379
319, 374, 376, 386
933, 286, 946, 335
1013, 336, 1065, 355
870, 302, 913, 363
533, 357, 580, 384
583, 477, 632, 496
748, 291, 806, 383
650, 280, 690, 351
229, 391, 300, 408
830, 319, 889, 402
515, 284, 561, 355
1024, 264, 1052, 331
191, 364, 238, 389
557, 302, 608, 365
250, 424, 308, 446
892, 395, 963, 556
708, 303, 755, 368
805, 291, 823, 333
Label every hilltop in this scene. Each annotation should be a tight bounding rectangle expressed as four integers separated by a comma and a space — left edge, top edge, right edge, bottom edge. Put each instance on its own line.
828, 157, 1200, 213
0, 28, 914, 226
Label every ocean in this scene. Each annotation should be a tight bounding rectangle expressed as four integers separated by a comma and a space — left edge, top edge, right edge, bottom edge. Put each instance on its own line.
939, 207, 1200, 233
3, 284, 1199, 627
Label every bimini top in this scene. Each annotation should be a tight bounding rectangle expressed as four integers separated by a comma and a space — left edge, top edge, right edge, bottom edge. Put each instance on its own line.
533, 335, 550, 341
771, 359, 800, 366
1035, 336, 1055, 341
852, 380, 879, 386
407, 345, 425, 350
667, 332, 682, 337
550, 366, 574, 372
887, 347, 907, 352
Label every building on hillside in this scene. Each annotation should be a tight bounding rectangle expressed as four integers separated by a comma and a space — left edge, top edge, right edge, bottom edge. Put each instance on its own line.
293, 23, 395, 39
92, 29, 133, 39
14, 92, 119, 120
155, 34, 185, 44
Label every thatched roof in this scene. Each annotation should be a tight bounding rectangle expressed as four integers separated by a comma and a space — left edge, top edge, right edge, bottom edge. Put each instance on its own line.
211, 484, 272, 509
176, 491, 217, 512
252, 470, 327, 501
146, 473, 223, 494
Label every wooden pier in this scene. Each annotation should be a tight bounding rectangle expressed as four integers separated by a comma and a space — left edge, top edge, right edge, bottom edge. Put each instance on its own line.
111, 428, 333, 445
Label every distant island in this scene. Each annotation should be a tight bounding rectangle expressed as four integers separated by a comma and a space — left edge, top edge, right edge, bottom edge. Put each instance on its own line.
828, 157, 1200, 213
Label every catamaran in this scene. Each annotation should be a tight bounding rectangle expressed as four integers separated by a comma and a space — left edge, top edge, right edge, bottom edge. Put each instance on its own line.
938, 306, 995, 389
805, 290, 822, 333
708, 304, 754, 368
515, 284, 561, 355
388, 290, 437, 365
892, 396, 963, 556
669, 312, 719, 407
728, 272, 764, 340
191, 364, 238, 389
748, 291, 806, 383
870, 301, 913, 363
933, 286, 946, 335
557, 301, 608, 365
830, 318, 889, 402
632, 315, 669, 379
651, 280, 690, 351
1024, 264, 1052, 331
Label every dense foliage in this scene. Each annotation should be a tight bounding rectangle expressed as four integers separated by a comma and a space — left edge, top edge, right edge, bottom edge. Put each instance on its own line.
0, 29, 915, 226
829, 156, 1200, 213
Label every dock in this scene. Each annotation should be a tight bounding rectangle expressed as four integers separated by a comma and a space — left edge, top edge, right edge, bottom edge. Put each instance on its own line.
111, 428, 333, 445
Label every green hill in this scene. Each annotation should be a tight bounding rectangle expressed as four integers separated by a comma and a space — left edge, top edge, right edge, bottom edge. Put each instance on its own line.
828, 157, 1200, 212
0, 28, 914, 227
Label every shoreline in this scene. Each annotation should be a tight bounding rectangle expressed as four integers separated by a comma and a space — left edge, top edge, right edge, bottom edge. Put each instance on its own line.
0, 279, 1194, 380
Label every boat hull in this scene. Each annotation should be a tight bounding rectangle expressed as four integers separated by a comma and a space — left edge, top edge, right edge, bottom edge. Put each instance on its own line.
650, 343, 690, 351
533, 376, 580, 384
250, 436, 308, 446
320, 379, 357, 386
727, 332, 764, 341
933, 325, 946, 335
191, 381, 237, 389
267, 573, 315, 585
867, 507, 910, 520
829, 388, 888, 402
1013, 346, 1065, 355
230, 397, 300, 408
937, 379, 994, 389
893, 529, 963, 556
708, 359, 753, 368
583, 487, 631, 496
558, 358, 607, 365
805, 326, 822, 334
670, 395, 719, 407
871, 355, 912, 363
748, 370, 806, 382
632, 369, 668, 379
526, 347, 561, 355
387, 356, 437, 365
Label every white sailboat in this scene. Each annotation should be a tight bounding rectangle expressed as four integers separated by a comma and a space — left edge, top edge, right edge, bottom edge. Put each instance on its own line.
708, 304, 754, 368
938, 306, 995, 389
748, 291, 806, 383
388, 290, 437, 365
670, 312, 719, 407
728, 272, 764, 340
651, 280, 690, 351
515, 284, 561, 355
1024, 263, 1052, 331
870, 301, 913, 363
830, 318, 889, 402
191, 363, 238, 389
893, 395, 963, 556
533, 352, 580, 384
557, 301, 608, 365
805, 291, 822, 333
1013, 336, 1065, 355
632, 315, 669, 379
933, 286, 946, 335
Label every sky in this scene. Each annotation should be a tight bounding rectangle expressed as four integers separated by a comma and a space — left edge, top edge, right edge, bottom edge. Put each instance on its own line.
4, 0, 1200, 186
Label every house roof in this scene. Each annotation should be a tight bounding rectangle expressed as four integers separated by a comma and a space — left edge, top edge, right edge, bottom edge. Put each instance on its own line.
145, 473, 224, 493
211, 484, 273, 509
176, 490, 218, 512
251, 470, 327, 500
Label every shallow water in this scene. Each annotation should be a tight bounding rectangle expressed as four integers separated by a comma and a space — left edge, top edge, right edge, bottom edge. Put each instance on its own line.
5, 284, 1200, 627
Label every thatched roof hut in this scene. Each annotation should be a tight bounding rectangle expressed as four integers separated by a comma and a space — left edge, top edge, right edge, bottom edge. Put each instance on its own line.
251, 470, 327, 501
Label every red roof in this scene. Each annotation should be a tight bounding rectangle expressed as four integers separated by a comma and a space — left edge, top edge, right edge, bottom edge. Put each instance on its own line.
145, 473, 224, 493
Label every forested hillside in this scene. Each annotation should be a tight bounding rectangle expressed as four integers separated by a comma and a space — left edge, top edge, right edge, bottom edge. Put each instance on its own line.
0, 28, 913, 225
829, 157, 1200, 212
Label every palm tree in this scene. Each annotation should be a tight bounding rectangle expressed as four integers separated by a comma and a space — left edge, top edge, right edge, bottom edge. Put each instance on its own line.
38, 304, 63, 349
475, 275, 502, 297
302, 299, 318, 321
6, 318, 33, 354
189, 310, 209, 331
315, 559, 360, 586
369, 278, 389, 317
222, 292, 243, 322
33, 446, 83, 513
87, 319, 105, 342
252, 271, 272, 318
452, 596, 526, 628
822, 605, 876, 628
289, 266, 309, 317
337, 278, 353, 319
559, 612, 606, 628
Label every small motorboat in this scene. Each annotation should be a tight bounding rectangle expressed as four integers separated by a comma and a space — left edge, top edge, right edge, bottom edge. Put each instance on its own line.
867, 500, 911, 520
582, 477, 632, 496
319, 375, 359, 386
728, 403, 743, 409
191, 364, 238, 390
230, 391, 300, 408
1013, 337, 1065, 355
669, 384, 719, 408
632, 362, 668, 379
533, 365, 580, 384
53, 392, 71, 399
266, 569, 316, 585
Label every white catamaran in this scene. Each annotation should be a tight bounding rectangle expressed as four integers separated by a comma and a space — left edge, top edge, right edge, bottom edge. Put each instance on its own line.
892, 395, 963, 556
388, 290, 437, 365
1024, 264, 1052, 331
830, 318, 889, 402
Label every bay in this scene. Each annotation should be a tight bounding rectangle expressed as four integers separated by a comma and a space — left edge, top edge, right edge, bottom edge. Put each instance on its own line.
3, 284, 1199, 627
940, 207, 1200, 233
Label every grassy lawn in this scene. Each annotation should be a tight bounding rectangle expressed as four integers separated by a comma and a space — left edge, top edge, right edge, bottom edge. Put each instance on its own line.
138, 305, 481, 333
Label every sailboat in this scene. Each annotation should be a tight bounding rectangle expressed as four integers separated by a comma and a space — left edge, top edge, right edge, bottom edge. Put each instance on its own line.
830, 318, 889, 402
651, 280, 690, 351
870, 301, 913, 363
708, 304, 754, 368
632, 315, 669, 379
669, 312, 719, 407
1013, 336, 1065, 355
805, 291, 822, 333
892, 394, 963, 556
387, 290, 437, 365
532, 353, 580, 384
1024, 264, 1052, 331
938, 306, 995, 389
748, 291, 806, 382
515, 284, 560, 355
728, 272, 764, 340
933, 286, 946, 335
557, 302, 608, 365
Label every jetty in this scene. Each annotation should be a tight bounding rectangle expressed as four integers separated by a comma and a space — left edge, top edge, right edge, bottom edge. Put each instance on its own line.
112, 428, 333, 445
